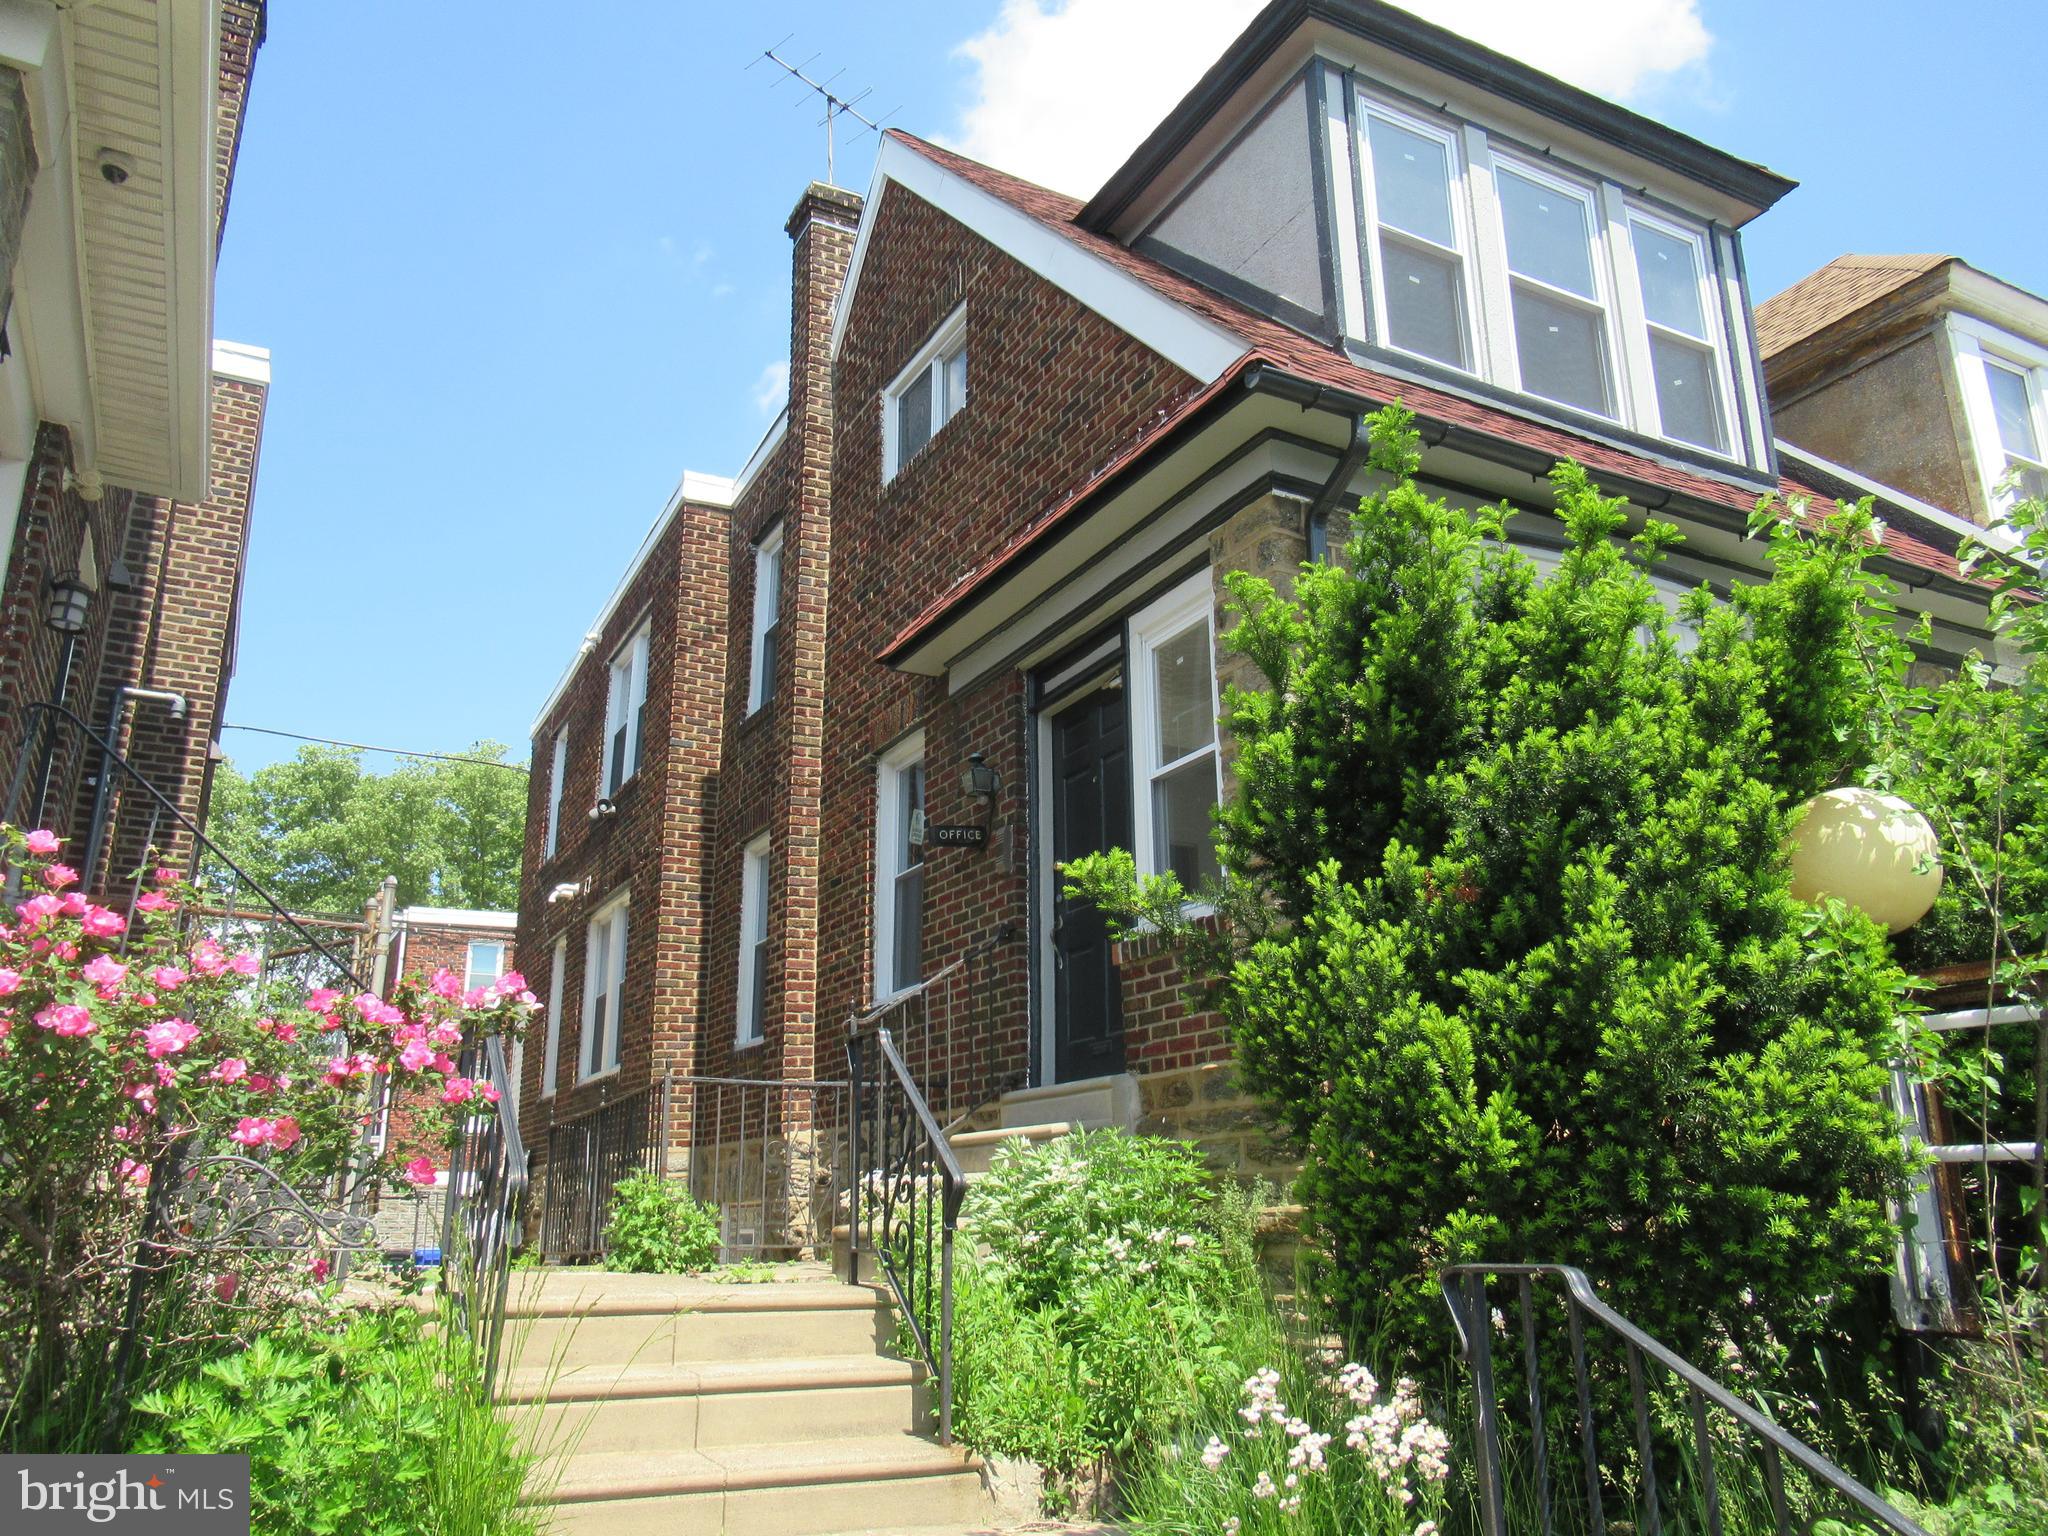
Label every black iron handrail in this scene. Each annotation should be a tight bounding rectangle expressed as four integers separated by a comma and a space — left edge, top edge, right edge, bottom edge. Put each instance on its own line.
1, 702, 366, 992
441, 1033, 529, 1394
848, 922, 1021, 1132
847, 1025, 965, 1445
1441, 1263, 1930, 1536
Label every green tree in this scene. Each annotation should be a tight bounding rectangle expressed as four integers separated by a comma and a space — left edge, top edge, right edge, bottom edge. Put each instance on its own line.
206, 742, 527, 916
1069, 406, 1913, 1368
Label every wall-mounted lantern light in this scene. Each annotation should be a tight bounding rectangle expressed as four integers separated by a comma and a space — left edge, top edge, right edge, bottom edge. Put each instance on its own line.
961, 751, 1001, 803
44, 571, 90, 635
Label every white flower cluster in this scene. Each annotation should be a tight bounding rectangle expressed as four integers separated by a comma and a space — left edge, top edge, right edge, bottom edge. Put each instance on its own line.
1340, 1369, 1449, 1505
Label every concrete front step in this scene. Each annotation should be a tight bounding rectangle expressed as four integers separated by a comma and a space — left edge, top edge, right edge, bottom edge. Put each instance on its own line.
505, 1354, 929, 1454
540, 1434, 988, 1536
946, 1120, 1073, 1177
506, 1275, 893, 1372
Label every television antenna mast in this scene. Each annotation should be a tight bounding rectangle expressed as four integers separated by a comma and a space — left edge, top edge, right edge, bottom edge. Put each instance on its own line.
750, 38, 897, 186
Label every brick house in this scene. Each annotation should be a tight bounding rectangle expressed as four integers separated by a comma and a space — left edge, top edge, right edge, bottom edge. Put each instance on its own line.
516, 0, 1998, 1236
1757, 254, 2048, 533
0, 0, 269, 884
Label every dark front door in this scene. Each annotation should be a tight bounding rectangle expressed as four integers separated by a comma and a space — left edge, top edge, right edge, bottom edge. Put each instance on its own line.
1050, 684, 1131, 1082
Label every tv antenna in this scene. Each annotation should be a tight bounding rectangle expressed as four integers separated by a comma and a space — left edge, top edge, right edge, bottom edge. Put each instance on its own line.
750, 38, 898, 186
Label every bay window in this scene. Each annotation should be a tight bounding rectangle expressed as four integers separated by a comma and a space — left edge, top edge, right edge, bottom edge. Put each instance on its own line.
873, 734, 926, 999
580, 892, 628, 1081
1130, 573, 1222, 891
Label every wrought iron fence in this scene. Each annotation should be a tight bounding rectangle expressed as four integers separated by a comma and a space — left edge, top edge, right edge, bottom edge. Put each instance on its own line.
441, 1034, 529, 1393
846, 923, 1022, 1131
847, 1025, 965, 1444
539, 1077, 671, 1262
1441, 1263, 1930, 1536
671, 1075, 846, 1262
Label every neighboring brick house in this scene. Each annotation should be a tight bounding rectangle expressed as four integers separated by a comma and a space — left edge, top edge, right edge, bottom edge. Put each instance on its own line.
517, 0, 2000, 1234
0, 1, 269, 883
1757, 254, 2048, 532
376, 905, 518, 1172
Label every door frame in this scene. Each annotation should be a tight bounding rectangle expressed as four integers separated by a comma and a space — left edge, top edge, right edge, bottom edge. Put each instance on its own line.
1029, 634, 1125, 1088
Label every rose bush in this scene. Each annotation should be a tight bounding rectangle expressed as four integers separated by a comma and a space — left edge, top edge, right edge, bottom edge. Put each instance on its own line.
0, 824, 537, 1449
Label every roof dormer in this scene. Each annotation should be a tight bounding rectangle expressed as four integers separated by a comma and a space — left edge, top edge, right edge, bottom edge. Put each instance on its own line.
1084, 0, 1796, 478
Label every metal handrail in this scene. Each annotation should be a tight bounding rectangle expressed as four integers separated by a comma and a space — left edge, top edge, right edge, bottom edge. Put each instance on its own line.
847, 1024, 966, 1444
441, 1033, 529, 1394
1, 702, 367, 991
848, 922, 1021, 1132
1441, 1263, 1931, 1536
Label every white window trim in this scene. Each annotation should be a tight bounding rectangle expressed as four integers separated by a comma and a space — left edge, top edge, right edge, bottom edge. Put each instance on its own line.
543, 730, 567, 858
1351, 88, 1482, 377
601, 622, 651, 797
1948, 315, 2048, 519
540, 936, 566, 1099
872, 730, 927, 1005
1611, 201, 1738, 456
747, 525, 784, 716
579, 889, 629, 1083
464, 940, 506, 993
1127, 570, 1223, 900
881, 305, 969, 483
736, 834, 772, 1047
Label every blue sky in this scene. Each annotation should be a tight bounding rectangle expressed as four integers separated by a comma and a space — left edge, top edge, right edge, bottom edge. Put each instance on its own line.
213, 1, 2047, 775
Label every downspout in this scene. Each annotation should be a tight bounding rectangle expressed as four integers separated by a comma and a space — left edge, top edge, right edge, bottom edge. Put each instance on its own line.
1242, 364, 1379, 562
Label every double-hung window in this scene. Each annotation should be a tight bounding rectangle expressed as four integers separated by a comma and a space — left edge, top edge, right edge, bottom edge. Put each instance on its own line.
602, 625, 650, 796
1953, 321, 2048, 516
1129, 573, 1222, 891
873, 734, 926, 1000
748, 526, 783, 715
543, 730, 567, 857
883, 308, 968, 482
1625, 214, 1728, 452
736, 835, 771, 1045
1494, 161, 1615, 419
465, 940, 505, 993
540, 936, 566, 1099
1358, 107, 1473, 372
580, 893, 628, 1081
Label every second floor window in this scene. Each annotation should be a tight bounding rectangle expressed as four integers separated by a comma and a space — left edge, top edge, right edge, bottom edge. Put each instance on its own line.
543, 729, 567, 858
465, 940, 505, 993
603, 625, 650, 796
580, 893, 628, 1081
1953, 320, 2048, 516
540, 936, 566, 1100
737, 835, 771, 1045
873, 734, 926, 999
883, 308, 968, 482
748, 527, 783, 715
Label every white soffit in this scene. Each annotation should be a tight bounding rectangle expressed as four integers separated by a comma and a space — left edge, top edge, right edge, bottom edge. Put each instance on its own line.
69, 0, 218, 502
829, 136, 1244, 384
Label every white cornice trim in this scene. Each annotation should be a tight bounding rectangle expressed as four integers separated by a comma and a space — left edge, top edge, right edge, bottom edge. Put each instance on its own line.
828, 136, 1244, 383
211, 339, 270, 385
395, 906, 518, 932
732, 408, 787, 504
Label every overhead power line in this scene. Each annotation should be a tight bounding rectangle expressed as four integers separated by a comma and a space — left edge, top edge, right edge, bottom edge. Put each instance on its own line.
220, 723, 529, 772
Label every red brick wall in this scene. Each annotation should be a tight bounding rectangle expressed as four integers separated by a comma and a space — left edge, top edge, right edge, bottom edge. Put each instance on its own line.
814, 181, 1202, 1090
513, 497, 730, 1157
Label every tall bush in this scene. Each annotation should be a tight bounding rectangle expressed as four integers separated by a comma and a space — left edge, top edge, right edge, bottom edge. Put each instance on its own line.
1069, 407, 1912, 1367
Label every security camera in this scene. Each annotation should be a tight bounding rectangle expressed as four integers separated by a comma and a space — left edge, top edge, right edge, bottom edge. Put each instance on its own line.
95, 149, 135, 186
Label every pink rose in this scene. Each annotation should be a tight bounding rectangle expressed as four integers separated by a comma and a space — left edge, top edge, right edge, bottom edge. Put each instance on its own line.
430, 1052, 456, 1075
117, 1157, 151, 1187
462, 986, 492, 1009
35, 1004, 95, 1038
15, 893, 60, 926
398, 1039, 433, 1072
228, 952, 260, 977
498, 970, 527, 995
478, 1081, 502, 1104
134, 890, 176, 914
59, 892, 87, 916
189, 939, 227, 977
125, 1081, 157, 1113
82, 955, 127, 988
314, 1012, 342, 1033
303, 988, 341, 1013
403, 1155, 438, 1188
308, 1256, 330, 1283
80, 905, 123, 938
272, 1019, 298, 1044
428, 1020, 463, 1046
229, 1116, 270, 1147
141, 1018, 200, 1059
209, 1058, 249, 1084
24, 829, 60, 856
154, 866, 183, 887
150, 966, 188, 992
439, 1076, 473, 1105
429, 967, 463, 1000
42, 863, 78, 890
0, 968, 21, 995
268, 1116, 301, 1151
354, 992, 404, 1028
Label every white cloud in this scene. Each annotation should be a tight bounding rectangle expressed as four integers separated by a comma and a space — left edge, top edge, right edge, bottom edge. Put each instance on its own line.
752, 360, 790, 415
949, 0, 1713, 200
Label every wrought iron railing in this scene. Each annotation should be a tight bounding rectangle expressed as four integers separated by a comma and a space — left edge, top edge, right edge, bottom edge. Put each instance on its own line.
847, 1025, 965, 1444
441, 1034, 528, 1393
847, 923, 1022, 1131
1441, 1263, 1930, 1536
539, 1077, 670, 1262
671, 1074, 846, 1262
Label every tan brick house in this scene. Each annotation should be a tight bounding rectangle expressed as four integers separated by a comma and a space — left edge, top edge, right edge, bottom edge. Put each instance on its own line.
516, 0, 2002, 1238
